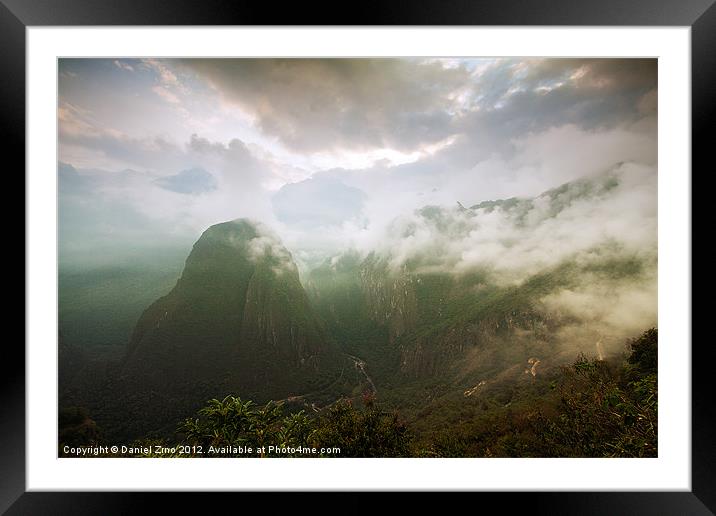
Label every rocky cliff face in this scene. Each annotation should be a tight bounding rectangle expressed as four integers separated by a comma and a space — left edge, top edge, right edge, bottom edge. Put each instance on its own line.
240, 258, 325, 370
311, 249, 571, 383
359, 255, 419, 344
397, 309, 559, 378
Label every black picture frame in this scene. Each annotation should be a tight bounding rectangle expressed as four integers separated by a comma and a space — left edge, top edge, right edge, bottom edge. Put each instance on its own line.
5, 0, 709, 512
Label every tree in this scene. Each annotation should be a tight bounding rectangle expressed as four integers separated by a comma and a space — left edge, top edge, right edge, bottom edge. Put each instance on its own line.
627, 327, 658, 376
143, 392, 415, 458
177, 395, 312, 457
532, 328, 658, 457
309, 393, 412, 457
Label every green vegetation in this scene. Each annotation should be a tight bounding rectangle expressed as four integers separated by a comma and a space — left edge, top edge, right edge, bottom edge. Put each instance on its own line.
532, 355, 657, 457
59, 263, 183, 351
61, 328, 656, 458
113, 220, 350, 437
58, 214, 657, 458
124, 392, 411, 458
422, 328, 658, 457
178, 397, 313, 457
309, 393, 411, 457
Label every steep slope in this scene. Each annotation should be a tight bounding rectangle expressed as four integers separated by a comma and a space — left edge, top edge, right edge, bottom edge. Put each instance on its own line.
306, 252, 399, 383
309, 254, 569, 388
115, 219, 351, 436
306, 166, 657, 400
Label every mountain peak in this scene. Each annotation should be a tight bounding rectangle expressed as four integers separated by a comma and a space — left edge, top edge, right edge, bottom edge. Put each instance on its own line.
123, 219, 343, 417
198, 218, 260, 242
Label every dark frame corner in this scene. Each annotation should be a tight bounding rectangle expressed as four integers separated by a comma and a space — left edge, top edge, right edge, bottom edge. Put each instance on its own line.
5, 0, 711, 513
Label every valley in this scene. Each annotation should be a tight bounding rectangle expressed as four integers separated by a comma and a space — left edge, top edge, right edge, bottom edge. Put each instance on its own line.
58, 172, 658, 456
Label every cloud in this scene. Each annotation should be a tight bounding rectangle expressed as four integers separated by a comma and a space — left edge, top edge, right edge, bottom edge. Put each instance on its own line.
264, 117, 656, 270
58, 162, 196, 268
351, 161, 658, 350
181, 58, 471, 153
152, 85, 181, 104
57, 131, 285, 267
272, 176, 367, 229
180, 58, 656, 160
113, 60, 135, 72
540, 272, 657, 346
520, 58, 657, 94
461, 58, 658, 146
246, 224, 298, 275
58, 99, 185, 170
141, 58, 182, 89
154, 167, 217, 195
370, 162, 656, 281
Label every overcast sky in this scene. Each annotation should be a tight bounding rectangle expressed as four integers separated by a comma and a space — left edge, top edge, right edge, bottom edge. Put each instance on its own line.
58, 58, 657, 268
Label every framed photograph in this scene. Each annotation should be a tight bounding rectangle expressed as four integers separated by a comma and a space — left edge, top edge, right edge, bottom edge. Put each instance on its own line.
7, 0, 709, 512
